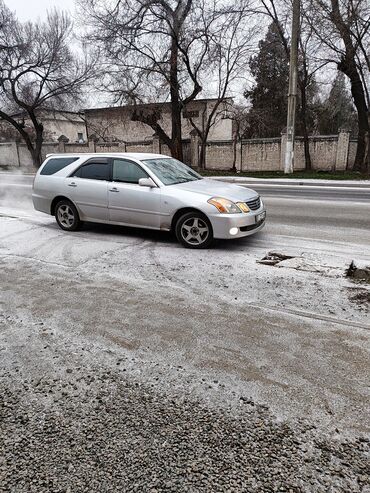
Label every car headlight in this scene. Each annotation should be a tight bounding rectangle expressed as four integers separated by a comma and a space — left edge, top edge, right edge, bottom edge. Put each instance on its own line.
236, 202, 250, 213
208, 197, 249, 214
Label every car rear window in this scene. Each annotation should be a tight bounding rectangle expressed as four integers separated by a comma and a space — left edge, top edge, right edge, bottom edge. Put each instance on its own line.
40, 157, 79, 175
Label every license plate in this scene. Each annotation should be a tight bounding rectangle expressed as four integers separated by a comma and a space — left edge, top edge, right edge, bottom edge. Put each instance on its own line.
256, 211, 266, 223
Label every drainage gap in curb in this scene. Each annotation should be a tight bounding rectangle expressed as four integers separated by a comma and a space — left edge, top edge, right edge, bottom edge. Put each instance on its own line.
257, 252, 295, 266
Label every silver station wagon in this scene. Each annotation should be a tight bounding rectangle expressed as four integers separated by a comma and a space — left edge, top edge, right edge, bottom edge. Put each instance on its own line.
32, 153, 266, 248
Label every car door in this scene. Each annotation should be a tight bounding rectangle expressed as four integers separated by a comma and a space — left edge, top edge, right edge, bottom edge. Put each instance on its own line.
108, 158, 161, 229
65, 158, 110, 221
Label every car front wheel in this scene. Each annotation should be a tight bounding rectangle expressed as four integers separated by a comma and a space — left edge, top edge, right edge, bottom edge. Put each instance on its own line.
175, 212, 213, 249
55, 200, 81, 231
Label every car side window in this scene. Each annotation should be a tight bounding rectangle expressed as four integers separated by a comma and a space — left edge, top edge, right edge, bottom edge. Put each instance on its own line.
73, 162, 110, 181
41, 157, 79, 175
112, 159, 148, 184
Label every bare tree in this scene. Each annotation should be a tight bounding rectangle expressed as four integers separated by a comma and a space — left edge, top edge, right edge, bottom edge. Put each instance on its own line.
185, 2, 256, 168
228, 104, 250, 171
81, 0, 256, 162
0, 1, 20, 52
81, 0, 198, 161
307, 0, 370, 172
0, 6, 96, 167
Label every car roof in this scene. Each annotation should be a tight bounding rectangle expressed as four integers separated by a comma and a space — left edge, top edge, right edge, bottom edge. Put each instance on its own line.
45, 152, 168, 160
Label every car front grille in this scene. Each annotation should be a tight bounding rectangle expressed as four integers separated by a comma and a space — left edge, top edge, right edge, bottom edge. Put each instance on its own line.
246, 196, 261, 211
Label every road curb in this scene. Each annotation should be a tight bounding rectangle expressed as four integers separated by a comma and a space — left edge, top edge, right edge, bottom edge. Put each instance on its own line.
209, 176, 370, 188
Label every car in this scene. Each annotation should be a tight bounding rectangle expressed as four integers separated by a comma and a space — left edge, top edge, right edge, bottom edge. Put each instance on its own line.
32, 153, 266, 248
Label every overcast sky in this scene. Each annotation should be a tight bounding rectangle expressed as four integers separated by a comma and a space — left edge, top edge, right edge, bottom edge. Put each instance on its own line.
5, 0, 76, 21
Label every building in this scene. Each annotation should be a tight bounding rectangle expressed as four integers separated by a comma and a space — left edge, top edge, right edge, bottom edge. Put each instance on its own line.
84, 98, 234, 143
0, 108, 87, 143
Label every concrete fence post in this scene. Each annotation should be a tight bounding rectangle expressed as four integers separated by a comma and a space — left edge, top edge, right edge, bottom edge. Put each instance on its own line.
88, 138, 96, 152
152, 133, 161, 154
236, 140, 242, 171
190, 130, 199, 169
57, 135, 69, 153
280, 133, 287, 170
335, 130, 350, 171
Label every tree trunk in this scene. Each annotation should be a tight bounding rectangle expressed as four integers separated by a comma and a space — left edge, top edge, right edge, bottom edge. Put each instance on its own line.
231, 121, 240, 172
232, 136, 237, 172
198, 139, 207, 169
24, 110, 44, 167
329, 0, 369, 173
18, 126, 43, 168
0, 109, 44, 167
32, 125, 44, 167
338, 59, 369, 173
30, 144, 42, 167
169, 33, 183, 162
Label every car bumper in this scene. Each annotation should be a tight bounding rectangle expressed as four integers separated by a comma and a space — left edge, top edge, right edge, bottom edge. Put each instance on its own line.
32, 193, 52, 215
209, 209, 266, 239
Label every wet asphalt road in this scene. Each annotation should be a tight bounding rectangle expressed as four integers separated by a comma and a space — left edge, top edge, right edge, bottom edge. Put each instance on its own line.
1, 172, 370, 201
247, 184, 370, 202
1, 173, 370, 249
245, 185, 370, 204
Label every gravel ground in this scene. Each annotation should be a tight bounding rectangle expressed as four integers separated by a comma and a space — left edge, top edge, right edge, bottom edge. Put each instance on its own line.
1, 364, 369, 493
1, 201, 370, 492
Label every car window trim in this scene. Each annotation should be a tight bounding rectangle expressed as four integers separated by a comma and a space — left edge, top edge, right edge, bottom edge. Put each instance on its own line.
69, 157, 112, 181
110, 157, 150, 185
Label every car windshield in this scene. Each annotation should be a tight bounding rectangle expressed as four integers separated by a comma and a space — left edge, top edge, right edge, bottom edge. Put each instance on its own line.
142, 158, 202, 185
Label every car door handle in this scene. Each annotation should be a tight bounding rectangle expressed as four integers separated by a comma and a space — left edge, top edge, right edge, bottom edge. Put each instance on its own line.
109, 187, 119, 192
68, 182, 77, 187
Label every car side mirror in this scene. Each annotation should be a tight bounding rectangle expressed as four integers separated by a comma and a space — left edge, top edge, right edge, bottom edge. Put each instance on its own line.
139, 177, 157, 188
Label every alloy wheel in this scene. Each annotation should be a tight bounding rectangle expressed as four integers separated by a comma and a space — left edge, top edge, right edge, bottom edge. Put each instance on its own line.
180, 217, 209, 246
57, 204, 75, 229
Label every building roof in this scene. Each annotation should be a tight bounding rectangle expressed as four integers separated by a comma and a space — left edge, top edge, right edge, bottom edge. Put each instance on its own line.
11, 108, 84, 119
83, 98, 233, 114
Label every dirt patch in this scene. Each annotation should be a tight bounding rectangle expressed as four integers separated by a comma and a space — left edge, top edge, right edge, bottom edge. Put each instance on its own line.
347, 287, 370, 309
346, 261, 370, 282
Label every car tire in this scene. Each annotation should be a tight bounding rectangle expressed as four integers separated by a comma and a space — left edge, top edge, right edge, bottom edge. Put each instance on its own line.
55, 199, 81, 231
175, 211, 213, 249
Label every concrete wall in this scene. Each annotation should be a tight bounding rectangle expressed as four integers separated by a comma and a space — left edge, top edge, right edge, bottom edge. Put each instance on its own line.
241, 138, 281, 172
0, 143, 18, 166
65, 143, 90, 154
348, 140, 358, 170
205, 132, 354, 172
205, 141, 234, 169
0, 131, 356, 171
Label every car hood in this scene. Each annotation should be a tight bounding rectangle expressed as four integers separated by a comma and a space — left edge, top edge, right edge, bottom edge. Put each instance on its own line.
171, 178, 259, 202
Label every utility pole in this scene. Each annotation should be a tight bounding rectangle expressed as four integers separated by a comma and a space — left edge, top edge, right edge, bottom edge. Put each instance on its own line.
284, 0, 300, 174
